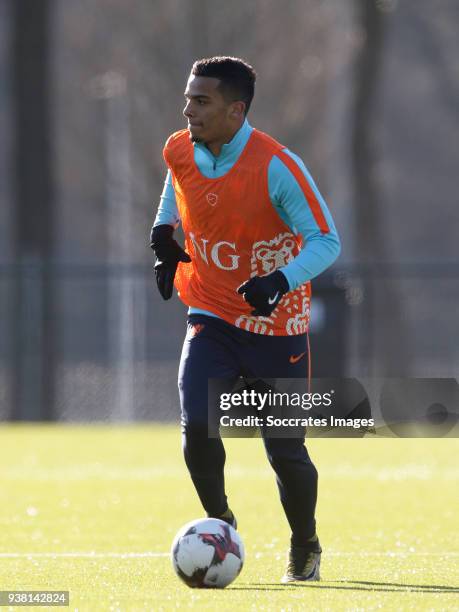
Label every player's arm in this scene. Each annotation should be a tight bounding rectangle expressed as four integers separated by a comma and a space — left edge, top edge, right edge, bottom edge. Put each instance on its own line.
269, 149, 341, 289
238, 150, 341, 316
150, 170, 190, 300
151, 170, 181, 230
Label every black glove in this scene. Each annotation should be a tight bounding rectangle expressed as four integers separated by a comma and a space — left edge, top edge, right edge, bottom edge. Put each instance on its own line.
237, 270, 289, 316
150, 224, 191, 300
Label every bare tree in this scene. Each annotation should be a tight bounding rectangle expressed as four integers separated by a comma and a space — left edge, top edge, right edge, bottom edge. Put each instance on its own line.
352, 0, 409, 375
11, 0, 56, 419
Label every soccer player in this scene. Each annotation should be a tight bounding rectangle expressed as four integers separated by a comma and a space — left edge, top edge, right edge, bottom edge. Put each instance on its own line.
150, 57, 340, 582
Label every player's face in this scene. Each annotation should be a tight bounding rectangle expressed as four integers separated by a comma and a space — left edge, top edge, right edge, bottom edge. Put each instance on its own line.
183, 74, 236, 146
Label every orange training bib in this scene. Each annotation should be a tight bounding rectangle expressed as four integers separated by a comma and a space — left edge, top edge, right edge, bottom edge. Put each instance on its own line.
163, 128, 311, 336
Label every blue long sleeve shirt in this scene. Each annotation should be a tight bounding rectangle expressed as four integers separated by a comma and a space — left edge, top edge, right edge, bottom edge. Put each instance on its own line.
153, 119, 340, 318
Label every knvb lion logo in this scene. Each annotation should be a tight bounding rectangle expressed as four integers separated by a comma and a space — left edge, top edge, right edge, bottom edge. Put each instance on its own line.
251, 233, 297, 275
206, 193, 218, 207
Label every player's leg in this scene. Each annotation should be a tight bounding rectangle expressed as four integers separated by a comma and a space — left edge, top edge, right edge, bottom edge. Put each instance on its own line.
178, 315, 239, 524
263, 434, 321, 582
263, 436, 318, 542
240, 331, 321, 580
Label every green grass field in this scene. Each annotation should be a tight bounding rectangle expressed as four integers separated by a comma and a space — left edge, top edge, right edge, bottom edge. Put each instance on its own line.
0, 425, 458, 611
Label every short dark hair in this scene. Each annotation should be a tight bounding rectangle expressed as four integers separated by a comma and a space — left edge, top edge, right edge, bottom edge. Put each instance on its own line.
191, 56, 256, 115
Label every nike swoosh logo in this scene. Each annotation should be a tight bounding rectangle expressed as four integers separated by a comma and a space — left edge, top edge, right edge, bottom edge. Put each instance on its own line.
268, 292, 279, 305
289, 352, 306, 364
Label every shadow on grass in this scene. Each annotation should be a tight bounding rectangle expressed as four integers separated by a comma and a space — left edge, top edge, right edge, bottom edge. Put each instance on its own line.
229, 580, 459, 594
337, 580, 459, 592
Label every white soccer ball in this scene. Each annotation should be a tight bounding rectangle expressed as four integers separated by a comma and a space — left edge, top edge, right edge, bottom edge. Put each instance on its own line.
171, 517, 245, 588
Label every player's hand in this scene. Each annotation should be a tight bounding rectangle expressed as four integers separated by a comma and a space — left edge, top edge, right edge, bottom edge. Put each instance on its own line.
237, 270, 289, 316
150, 224, 191, 300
